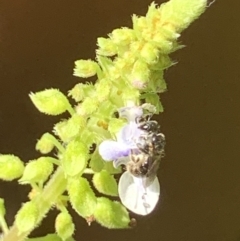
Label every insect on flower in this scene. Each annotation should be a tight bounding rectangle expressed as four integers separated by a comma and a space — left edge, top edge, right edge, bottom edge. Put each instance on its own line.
99, 104, 165, 215
126, 117, 165, 187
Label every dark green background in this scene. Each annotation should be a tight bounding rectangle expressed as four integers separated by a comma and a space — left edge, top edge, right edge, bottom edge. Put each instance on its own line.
0, 0, 239, 240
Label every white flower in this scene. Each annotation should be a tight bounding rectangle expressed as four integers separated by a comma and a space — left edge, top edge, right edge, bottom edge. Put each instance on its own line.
118, 171, 160, 215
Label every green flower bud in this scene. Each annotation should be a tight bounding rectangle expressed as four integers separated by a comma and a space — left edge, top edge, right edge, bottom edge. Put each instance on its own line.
96, 55, 114, 73
159, 0, 207, 33
103, 161, 121, 174
148, 71, 167, 93
155, 27, 180, 45
146, 2, 159, 20
68, 83, 94, 102
80, 128, 100, 147
55, 211, 75, 241
68, 177, 97, 218
121, 88, 140, 104
0, 155, 24, 181
15, 201, 39, 234
62, 140, 88, 177
76, 97, 99, 116
141, 92, 164, 113
95, 79, 111, 102
29, 89, 70, 116
0, 198, 6, 217
113, 57, 128, 72
73, 60, 98, 78
54, 115, 86, 143
129, 60, 150, 89
110, 28, 136, 46
140, 42, 159, 64
19, 157, 54, 184
151, 54, 173, 71
36, 133, 55, 154
107, 118, 126, 136
97, 100, 117, 118
89, 150, 104, 172
97, 37, 117, 56
132, 15, 147, 33
89, 119, 107, 139
92, 170, 118, 197
94, 197, 130, 229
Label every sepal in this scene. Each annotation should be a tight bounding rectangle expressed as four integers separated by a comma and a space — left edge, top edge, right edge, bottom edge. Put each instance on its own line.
68, 177, 97, 218
92, 170, 118, 196
36, 133, 55, 154
19, 157, 54, 184
62, 140, 88, 177
54, 115, 86, 143
94, 197, 130, 229
97, 37, 117, 56
0, 154, 24, 181
15, 201, 39, 234
73, 60, 99, 78
55, 211, 75, 241
29, 89, 70, 115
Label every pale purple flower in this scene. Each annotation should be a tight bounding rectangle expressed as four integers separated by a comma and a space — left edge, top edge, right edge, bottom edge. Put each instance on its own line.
98, 121, 142, 164
118, 105, 143, 122
98, 105, 160, 215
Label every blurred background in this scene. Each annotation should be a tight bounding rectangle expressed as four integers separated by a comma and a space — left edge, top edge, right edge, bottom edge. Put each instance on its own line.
0, 0, 239, 241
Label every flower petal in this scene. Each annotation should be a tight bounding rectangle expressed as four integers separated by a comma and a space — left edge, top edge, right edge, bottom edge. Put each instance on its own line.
117, 122, 142, 147
98, 140, 130, 161
118, 171, 160, 215
118, 106, 143, 122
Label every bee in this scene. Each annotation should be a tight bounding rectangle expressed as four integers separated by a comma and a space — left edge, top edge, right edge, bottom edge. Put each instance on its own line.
136, 117, 166, 156
126, 118, 165, 187
127, 148, 161, 187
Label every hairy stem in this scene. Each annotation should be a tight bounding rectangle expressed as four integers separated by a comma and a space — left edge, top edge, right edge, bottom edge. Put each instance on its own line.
2, 167, 67, 241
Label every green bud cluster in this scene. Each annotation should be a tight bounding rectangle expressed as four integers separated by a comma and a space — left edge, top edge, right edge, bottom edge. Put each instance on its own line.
1, 1, 209, 240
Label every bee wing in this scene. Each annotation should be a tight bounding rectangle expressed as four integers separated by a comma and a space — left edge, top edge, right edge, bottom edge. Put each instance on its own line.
143, 156, 161, 187
118, 171, 160, 215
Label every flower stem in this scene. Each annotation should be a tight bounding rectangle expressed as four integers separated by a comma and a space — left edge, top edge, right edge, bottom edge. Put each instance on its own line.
2, 167, 67, 241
